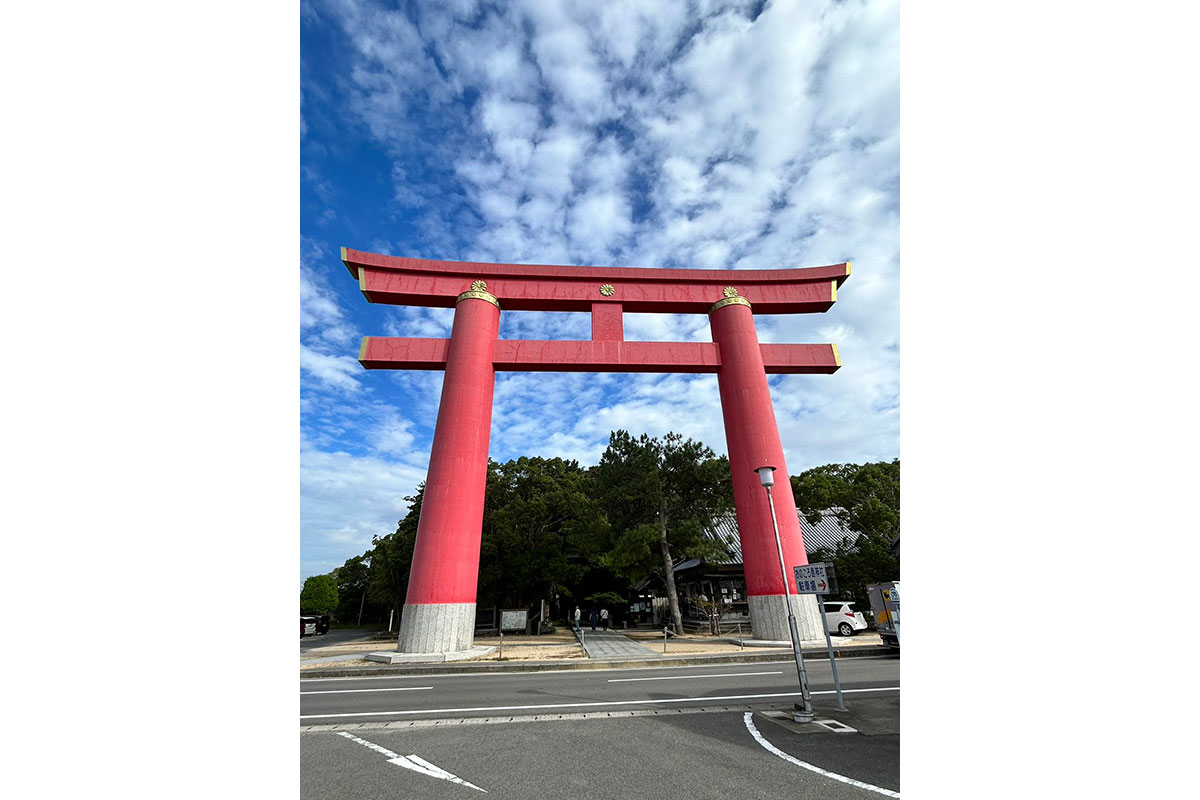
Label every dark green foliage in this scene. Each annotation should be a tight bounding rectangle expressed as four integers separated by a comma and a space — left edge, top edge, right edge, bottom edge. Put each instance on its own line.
300, 573, 338, 614
590, 431, 732, 580
321, 440, 898, 628
366, 486, 422, 621
334, 554, 372, 623
589, 430, 734, 632
792, 459, 900, 608
584, 591, 625, 608
477, 456, 604, 608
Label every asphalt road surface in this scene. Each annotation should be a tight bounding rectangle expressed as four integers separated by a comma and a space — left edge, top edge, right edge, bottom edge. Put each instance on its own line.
300, 655, 900, 798
300, 626, 381, 653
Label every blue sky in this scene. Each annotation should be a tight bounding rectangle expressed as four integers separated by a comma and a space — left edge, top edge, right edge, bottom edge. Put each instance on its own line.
299, 0, 900, 586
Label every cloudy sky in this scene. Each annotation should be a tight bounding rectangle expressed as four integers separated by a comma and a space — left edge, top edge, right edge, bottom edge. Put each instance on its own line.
299, 0, 899, 585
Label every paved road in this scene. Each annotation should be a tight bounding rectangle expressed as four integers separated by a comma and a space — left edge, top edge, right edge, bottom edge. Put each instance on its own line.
300, 655, 897, 724
300, 655, 900, 798
300, 626, 383, 653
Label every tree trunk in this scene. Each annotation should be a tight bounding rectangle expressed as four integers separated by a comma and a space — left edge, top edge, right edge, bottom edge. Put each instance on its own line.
659, 496, 684, 635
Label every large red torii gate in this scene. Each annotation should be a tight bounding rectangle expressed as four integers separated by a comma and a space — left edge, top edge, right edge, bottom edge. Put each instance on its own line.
343, 247, 849, 654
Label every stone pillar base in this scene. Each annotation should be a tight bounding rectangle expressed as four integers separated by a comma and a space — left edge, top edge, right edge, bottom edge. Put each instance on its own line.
396, 602, 476, 654
747, 593, 825, 642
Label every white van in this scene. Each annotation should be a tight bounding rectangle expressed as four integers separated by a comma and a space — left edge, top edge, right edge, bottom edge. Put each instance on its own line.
822, 601, 868, 636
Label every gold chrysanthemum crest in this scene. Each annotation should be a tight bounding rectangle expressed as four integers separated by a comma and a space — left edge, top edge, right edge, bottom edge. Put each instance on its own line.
456, 279, 500, 308
709, 286, 752, 314
599, 284, 615, 296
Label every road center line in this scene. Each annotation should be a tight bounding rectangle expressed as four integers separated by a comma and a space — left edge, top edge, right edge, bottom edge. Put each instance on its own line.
302, 686, 433, 695
608, 671, 783, 683
743, 712, 900, 798
299, 686, 899, 720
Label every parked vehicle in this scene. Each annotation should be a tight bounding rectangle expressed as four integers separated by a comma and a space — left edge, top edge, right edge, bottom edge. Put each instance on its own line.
866, 581, 900, 648
822, 601, 868, 636
301, 613, 331, 636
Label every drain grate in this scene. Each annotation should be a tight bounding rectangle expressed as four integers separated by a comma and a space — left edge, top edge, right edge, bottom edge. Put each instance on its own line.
815, 719, 857, 733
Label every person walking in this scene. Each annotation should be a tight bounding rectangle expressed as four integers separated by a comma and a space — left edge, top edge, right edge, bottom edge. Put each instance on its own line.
589, 608, 598, 631
600, 608, 609, 631
573, 606, 581, 631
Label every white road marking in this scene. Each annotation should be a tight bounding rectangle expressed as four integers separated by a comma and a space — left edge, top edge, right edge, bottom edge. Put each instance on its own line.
301, 686, 433, 695
300, 657, 897, 681
299, 657, 893, 683
336, 731, 486, 793
608, 671, 783, 683
743, 712, 899, 798
300, 686, 899, 720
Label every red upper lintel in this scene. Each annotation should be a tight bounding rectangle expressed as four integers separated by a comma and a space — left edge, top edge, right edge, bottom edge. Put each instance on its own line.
342, 248, 849, 315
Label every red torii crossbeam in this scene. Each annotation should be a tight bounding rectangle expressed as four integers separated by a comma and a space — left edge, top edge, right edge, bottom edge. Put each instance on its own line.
343, 247, 849, 655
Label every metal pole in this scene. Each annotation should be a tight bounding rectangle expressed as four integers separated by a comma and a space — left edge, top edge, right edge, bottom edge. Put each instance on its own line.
765, 483, 813, 722
499, 629, 503, 660
820, 601, 846, 711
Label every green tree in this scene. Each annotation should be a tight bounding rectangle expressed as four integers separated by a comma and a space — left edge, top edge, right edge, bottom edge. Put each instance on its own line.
368, 487, 422, 624
479, 456, 606, 609
334, 554, 372, 625
300, 573, 338, 614
791, 460, 900, 608
791, 459, 899, 543
589, 431, 732, 634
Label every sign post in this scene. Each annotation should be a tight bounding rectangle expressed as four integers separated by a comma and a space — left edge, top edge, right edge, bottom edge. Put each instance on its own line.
794, 562, 846, 711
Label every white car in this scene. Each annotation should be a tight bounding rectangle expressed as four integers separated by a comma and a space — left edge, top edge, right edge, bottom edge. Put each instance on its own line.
823, 601, 868, 636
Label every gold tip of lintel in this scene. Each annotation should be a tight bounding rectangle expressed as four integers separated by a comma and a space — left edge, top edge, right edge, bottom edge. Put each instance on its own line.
845, 260, 852, 275
831, 343, 841, 367
358, 336, 370, 362
831, 280, 837, 303
340, 246, 348, 261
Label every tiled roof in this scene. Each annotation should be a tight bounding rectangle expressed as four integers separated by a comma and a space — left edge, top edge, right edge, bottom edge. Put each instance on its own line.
700, 509, 860, 566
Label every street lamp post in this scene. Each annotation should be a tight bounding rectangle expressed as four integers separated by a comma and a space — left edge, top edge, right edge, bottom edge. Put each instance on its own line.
756, 465, 813, 723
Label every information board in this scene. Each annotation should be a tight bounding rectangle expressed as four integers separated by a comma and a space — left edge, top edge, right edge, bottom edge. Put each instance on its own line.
499, 609, 528, 631
793, 562, 838, 595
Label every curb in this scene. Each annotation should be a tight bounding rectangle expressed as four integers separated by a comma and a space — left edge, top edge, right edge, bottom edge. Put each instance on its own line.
300, 644, 896, 679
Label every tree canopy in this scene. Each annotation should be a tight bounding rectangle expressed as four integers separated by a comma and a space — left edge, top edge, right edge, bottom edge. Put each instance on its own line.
588, 430, 733, 633
791, 459, 900, 608
303, 434, 897, 629
299, 574, 338, 614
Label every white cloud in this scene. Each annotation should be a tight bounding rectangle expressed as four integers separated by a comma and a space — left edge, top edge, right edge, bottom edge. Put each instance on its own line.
302, 0, 900, 579
300, 343, 362, 393
300, 439, 429, 577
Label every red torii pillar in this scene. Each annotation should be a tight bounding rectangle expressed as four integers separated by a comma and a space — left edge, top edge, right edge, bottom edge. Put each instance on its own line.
343, 248, 849, 654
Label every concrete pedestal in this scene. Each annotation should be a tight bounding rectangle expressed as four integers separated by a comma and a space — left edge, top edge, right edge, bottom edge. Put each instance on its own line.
365, 644, 496, 664
396, 602, 478, 654
747, 593, 825, 642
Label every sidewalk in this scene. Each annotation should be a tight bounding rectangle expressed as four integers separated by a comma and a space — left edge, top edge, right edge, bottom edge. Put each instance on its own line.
301, 626, 894, 679
574, 627, 662, 659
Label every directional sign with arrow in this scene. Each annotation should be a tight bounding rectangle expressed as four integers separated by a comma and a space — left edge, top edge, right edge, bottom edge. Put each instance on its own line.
792, 562, 838, 595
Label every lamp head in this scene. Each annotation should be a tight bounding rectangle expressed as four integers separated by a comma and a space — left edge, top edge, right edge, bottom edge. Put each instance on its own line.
756, 465, 777, 487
